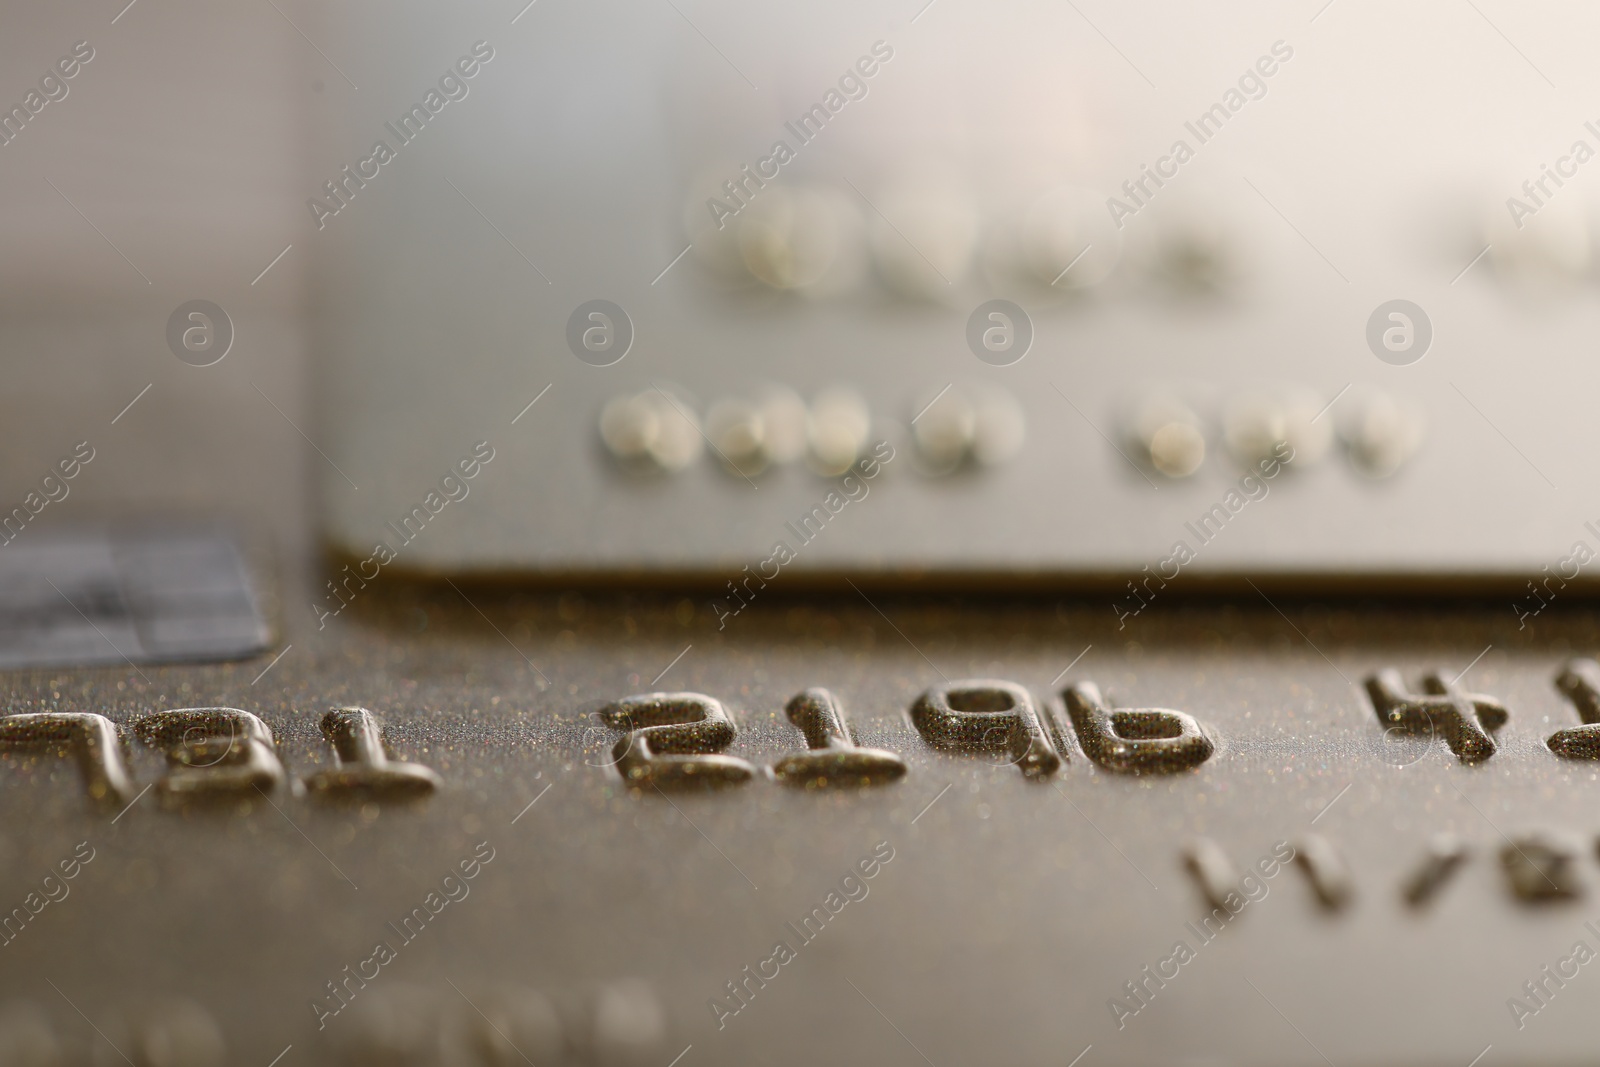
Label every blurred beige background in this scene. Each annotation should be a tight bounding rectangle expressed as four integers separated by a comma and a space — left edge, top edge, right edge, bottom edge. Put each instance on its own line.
0, 0, 310, 566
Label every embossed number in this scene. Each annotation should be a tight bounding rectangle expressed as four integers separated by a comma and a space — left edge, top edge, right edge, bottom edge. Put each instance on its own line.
302, 707, 440, 799
1551, 659, 1600, 758
910, 679, 1060, 779
1364, 670, 1506, 764
599, 692, 755, 790
772, 688, 905, 789
1063, 681, 1214, 774
0, 712, 136, 809
133, 707, 285, 801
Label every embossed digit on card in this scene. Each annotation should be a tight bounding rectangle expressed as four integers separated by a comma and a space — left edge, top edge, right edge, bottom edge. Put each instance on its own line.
772, 688, 905, 789
0, 712, 136, 809
911, 679, 1059, 779
1062, 682, 1214, 774
599, 692, 755, 790
133, 707, 284, 800
1364, 670, 1506, 764
302, 707, 440, 800
1550, 659, 1600, 759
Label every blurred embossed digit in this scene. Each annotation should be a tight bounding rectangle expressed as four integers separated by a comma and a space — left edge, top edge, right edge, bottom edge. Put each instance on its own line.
303, 707, 440, 799
910, 679, 1060, 779
1364, 669, 1506, 763
772, 687, 906, 788
600, 692, 755, 789
133, 708, 284, 801
1062, 681, 1214, 774
0, 712, 136, 809
1549, 658, 1600, 759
